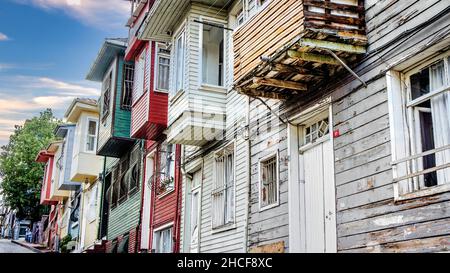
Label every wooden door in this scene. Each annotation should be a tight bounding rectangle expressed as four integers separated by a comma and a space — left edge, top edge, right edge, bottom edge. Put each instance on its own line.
299, 115, 337, 253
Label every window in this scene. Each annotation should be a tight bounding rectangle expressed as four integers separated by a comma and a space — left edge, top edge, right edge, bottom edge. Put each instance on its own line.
85, 119, 98, 153
102, 72, 112, 121
157, 143, 176, 196
155, 43, 170, 92
389, 54, 450, 197
133, 49, 146, 102
259, 154, 278, 209
112, 146, 141, 207
122, 63, 134, 110
111, 168, 120, 208
304, 117, 329, 145
153, 226, 173, 253
87, 185, 98, 222
212, 143, 235, 229
190, 170, 201, 248
174, 31, 185, 94
202, 23, 224, 87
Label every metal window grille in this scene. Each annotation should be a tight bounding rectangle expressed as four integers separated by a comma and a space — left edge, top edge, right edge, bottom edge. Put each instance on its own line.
212, 145, 234, 228
260, 156, 277, 208
122, 63, 134, 110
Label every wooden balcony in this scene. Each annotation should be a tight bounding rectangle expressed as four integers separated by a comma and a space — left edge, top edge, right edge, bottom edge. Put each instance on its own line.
233, 0, 367, 99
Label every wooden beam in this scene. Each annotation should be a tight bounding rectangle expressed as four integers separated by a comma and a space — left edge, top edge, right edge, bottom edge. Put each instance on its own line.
287, 50, 340, 65
237, 87, 290, 100
251, 77, 308, 91
300, 38, 366, 54
270, 63, 324, 77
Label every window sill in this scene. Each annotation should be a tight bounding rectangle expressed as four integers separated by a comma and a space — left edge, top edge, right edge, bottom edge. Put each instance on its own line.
170, 89, 185, 105
157, 188, 175, 199
211, 223, 236, 235
199, 84, 227, 94
154, 88, 169, 94
395, 183, 450, 202
259, 202, 280, 212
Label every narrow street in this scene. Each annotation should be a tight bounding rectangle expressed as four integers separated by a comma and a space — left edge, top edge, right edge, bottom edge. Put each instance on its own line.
0, 239, 35, 253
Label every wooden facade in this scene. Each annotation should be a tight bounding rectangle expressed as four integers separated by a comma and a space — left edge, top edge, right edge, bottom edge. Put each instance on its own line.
244, 0, 450, 253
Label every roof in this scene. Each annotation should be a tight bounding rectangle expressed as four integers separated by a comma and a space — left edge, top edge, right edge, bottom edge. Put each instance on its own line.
64, 98, 99, 123
86, 38, 128, 82
54, 123, 76, 137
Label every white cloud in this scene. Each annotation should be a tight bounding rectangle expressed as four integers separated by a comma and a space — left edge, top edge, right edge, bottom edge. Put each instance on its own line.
0, 32, 9, 41
14, 0, 130, 29
0, 75, 100, 146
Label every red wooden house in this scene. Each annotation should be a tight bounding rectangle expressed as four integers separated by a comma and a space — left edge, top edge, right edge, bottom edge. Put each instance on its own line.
125, 0, 181, 253
36, 150, 56, 207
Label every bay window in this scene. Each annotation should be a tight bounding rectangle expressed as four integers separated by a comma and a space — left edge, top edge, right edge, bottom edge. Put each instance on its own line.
133, 49, 146, 102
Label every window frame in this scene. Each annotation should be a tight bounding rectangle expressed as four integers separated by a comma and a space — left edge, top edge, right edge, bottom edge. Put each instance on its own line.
172, 28, 186, 98
156, 143, 176, 198
85, 118, 98, 154
258, 151, 280, 211
152, 222, 174, 253
133, 48, 147, 103
121, 62, 134, 110
101, 71, 112, 122
388, 52, 450, 201
155, 42, 171, 93
211, 141, 236, 232
199, 17, 227, 88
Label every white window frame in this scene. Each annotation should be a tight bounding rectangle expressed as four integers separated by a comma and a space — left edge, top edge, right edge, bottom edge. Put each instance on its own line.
211, 141, 236, 232
258, 151, 280, 211
152, 222, 174, 253
189, 171, 202, 252
87, 184, 98, 223
85, 118, 98, 153
134, 49, 147, 103
233, 0, 271, 32
199, 17, 227, 89
388, 52, 450, 201
154, 42, 171, 93
172, 28, 186, 98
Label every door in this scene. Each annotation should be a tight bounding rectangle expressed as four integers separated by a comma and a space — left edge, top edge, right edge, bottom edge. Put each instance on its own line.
299, 115, 337, 253
189, 170, 202, 253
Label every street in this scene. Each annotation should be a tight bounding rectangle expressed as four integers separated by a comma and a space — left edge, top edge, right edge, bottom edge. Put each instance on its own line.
0, 239, 35, 253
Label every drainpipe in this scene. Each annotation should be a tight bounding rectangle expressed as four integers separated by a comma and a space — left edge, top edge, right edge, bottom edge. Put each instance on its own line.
173, 144, 182, 253
243, 96, 251, 253
136, 139, 145, 252
97, 156, 107, 241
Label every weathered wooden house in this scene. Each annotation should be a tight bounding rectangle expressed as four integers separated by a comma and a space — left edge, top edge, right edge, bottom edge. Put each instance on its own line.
125, 0, 183, 253
87, 38, 145, 253
230, 0, 450, 253
138, 0, 251, 253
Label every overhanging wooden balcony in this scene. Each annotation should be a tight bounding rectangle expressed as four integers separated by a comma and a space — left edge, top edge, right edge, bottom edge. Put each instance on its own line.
234, 0, 367, 100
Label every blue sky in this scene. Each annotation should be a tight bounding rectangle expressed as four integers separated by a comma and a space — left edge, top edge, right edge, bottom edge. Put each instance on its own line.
0, 0, 130, 146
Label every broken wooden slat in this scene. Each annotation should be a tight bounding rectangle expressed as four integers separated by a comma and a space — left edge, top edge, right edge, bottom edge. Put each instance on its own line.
269, 63, 324, 77
287, 50, 340, 65
236, 87, 290, 100
300, 38, 367, 54
251, 77, 308, 91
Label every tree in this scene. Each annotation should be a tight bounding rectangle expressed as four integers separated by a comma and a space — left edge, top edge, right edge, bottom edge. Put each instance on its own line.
0, 109, 60, 221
